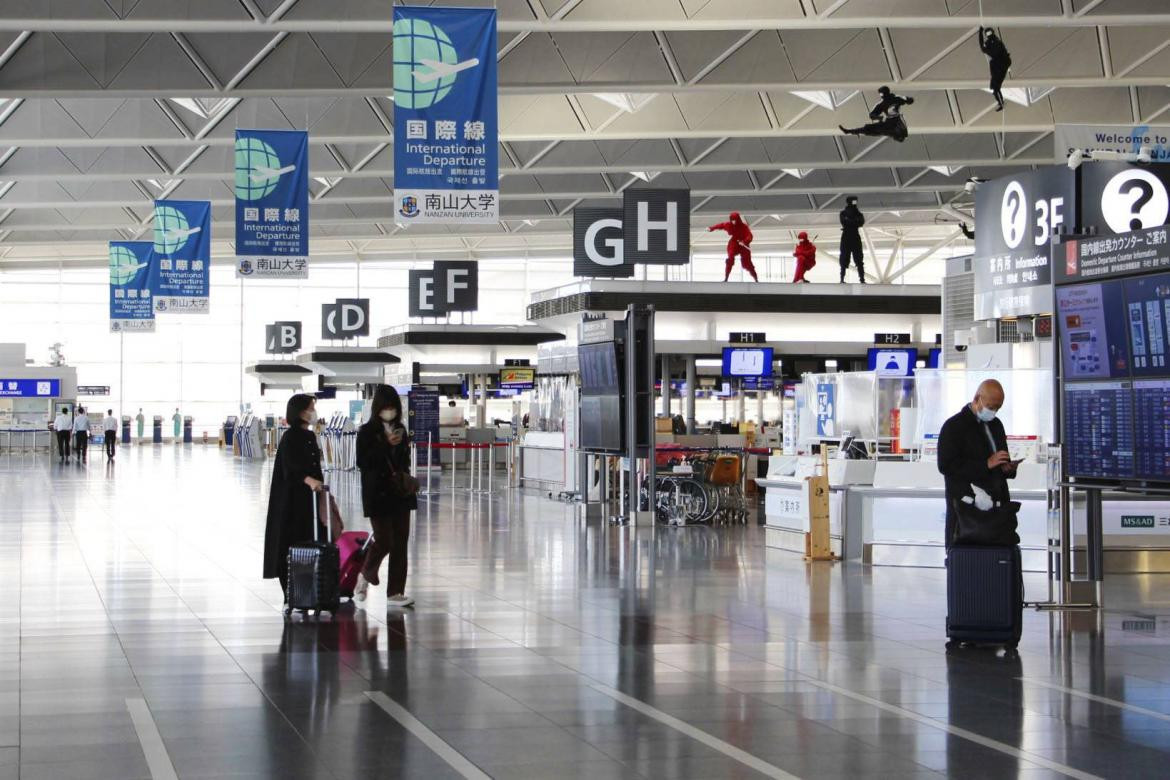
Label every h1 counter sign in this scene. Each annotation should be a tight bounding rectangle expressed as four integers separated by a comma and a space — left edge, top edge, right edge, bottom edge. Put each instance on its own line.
393, 6, 498, 225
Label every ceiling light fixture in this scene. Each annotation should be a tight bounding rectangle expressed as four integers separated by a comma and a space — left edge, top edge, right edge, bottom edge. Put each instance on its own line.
168, 97, 234, 119
593, 93, 657, 113
789, 89, 858, 111
781, 168, 813, 179
993, 86, 1054, 107
629, 171, 660, 182
929, 165, 964, 177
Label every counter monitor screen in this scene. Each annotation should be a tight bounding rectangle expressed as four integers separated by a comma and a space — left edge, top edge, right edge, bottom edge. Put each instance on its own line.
1134, 379, 1170, 480
1122, 272, 1170, 376
722, 347, 773, 377
867, 348, 918, 377
1055, 280, 1131, 379
1063, 381, 1135, 480
578, 342, 619, 390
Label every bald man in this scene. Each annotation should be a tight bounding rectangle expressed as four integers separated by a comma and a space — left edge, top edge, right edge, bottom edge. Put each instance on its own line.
937, 380, 1018, 548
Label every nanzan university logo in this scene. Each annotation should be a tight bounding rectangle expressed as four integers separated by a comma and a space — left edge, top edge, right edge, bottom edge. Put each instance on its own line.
399, 196, 420, 219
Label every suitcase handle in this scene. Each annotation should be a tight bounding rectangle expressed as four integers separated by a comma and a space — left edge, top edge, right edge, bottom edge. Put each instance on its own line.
311, 484, 333, 544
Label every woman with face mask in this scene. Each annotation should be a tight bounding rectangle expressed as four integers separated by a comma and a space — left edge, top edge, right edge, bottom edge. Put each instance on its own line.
353, 384, 417, 607
263, 393, 326, 603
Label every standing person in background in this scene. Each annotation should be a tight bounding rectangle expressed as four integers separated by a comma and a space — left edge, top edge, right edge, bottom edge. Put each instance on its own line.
838, 196, 866, 284
103, 409, 118, 461
72, 406, 89, 463
263, 394, 325, 605
135, 408, 145, 441
172, 407, 182, 441
792, 231, 817, 283
354, 384, 418, 609
53, 406, 71, 463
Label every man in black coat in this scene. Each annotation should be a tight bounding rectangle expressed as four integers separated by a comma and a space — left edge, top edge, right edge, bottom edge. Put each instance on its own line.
937, 379, 1017, 547
838, 196, 866, 283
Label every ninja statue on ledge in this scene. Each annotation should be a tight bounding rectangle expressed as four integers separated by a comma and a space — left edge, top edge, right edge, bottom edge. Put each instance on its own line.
839, 86, 914, 143
709, 211, 758, 282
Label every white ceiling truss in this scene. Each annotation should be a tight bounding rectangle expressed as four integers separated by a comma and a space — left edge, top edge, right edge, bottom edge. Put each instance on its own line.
1, 0, 1169, 269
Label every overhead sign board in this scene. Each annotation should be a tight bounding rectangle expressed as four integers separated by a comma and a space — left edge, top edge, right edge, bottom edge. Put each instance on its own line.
622, 188, 691, 265
265, 321, 302, 354
150, 199, 211, 313
408, 261, 479, 317
973, 168, 1075, 319
0, 379, 60, 398
729, 332, 766, 344
874, 333, 911, 345
234, 128, 310, 279
573, 208, 632, 277
393, 6, 499, 224
320, 299, 369, 340
109, 241, 156, 333
1079, 161, 1170, 237
1053, 123, 1170, 163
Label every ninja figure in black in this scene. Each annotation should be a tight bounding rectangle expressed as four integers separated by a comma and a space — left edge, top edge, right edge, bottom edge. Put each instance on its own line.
839, 86, 914, 143
838, 196, 866, 284
979, 27, 1011, 112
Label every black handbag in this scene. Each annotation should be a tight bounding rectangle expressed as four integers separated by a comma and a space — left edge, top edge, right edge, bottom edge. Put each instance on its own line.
951, 499, 1021, 547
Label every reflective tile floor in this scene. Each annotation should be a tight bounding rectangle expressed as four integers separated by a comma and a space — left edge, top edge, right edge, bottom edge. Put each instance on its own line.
3, 446, 1170, 779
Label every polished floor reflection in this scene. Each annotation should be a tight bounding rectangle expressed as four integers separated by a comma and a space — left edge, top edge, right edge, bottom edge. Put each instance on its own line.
2, 446, 1169, 779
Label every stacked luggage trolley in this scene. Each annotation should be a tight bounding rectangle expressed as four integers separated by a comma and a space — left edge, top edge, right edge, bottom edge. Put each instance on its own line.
645, 446, 764, 525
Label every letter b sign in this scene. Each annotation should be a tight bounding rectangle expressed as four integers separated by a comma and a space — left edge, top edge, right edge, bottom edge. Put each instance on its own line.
265, 321, 301, 354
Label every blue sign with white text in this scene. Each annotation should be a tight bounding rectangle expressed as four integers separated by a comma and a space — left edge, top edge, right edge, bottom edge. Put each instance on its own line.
109, 241, 156, 333
0, 379, 60, 398
150, 199, 211, 313
393, 6, 498, 225
234, 129, 309, 279
816, 383, 836, 437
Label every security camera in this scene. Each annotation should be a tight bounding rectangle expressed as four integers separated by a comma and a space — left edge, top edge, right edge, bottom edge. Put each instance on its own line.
1067, 149, 1085, 170
1138, 145, 1153, 164
964, 177, 987, 193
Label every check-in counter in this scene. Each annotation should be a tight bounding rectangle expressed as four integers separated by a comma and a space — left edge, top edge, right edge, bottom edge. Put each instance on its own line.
853, 461, 1048, 571
519, 430, 566, 490
755, 456, 875, 559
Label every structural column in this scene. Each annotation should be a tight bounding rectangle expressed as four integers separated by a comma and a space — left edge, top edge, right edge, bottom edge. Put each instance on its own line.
660, 355, 671, 418
685, 356, 696, 434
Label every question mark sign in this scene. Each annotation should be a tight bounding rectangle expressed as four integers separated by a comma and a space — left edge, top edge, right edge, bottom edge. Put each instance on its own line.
1005, 191, 1023, 244
1123, 179, 1155, 230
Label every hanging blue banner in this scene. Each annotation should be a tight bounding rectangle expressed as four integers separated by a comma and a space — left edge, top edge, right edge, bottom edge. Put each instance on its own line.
109, 241, 156, 332
234, 129, 310, 279
393, 6, 498, 225
150, 199, 211, 313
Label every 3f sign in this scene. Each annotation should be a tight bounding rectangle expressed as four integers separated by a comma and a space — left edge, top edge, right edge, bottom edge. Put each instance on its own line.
1001, 180, 1064, 250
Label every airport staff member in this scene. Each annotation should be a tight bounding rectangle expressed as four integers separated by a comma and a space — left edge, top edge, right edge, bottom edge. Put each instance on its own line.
103, 409, 118, 461
53, 406, 71, 462
136, 408, 145, 440
73, 406, 90, 463
937, 379, 1016, 547
172, 408, 182, 441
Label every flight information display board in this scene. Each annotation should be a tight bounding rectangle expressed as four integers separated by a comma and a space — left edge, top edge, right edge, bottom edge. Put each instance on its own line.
1063, 381, 1135, 480
1134, 379, 1170, 479
1055, 238, 1170, 483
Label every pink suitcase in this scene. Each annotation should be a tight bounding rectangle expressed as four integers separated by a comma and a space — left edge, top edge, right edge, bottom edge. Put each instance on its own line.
337, 530, 371, 598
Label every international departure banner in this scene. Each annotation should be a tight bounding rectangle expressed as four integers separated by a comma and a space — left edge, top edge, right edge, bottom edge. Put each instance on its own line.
393, 6, 498, 225
234, 129, 309, 279
108, 241, 156, 332
150, 200, 211, 313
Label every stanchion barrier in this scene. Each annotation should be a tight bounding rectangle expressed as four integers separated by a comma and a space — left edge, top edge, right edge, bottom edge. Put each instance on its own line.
411, 441, 509, 495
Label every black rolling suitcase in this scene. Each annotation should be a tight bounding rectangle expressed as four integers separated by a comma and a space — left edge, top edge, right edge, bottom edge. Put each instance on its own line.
946, 545, 1023, 650
286, 485, 340, 616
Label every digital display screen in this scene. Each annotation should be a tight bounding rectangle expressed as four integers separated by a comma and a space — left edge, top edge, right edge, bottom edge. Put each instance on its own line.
721, 347, 774, 377
866, 348, 918, 377
1134, 380, 1170, 480
578, 342, 619, 390
498, 367, 534, 390
927, 347, 942, 369
1064, 381, 1135, 480
1123, 273, 1170, 376
1056, 281, 1131, 379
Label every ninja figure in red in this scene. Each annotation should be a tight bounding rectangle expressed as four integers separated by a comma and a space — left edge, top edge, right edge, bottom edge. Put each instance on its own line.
708, 212, 758, 282
793, 231, 816, 283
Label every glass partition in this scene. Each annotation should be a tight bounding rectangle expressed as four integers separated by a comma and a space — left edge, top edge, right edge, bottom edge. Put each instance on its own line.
797, 371, 880, 444
912, 368, 1054, 445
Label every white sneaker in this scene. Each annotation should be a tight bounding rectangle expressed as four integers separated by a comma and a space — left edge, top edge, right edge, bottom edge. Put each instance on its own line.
387, 594, 414, 608
354, 574, 370, 603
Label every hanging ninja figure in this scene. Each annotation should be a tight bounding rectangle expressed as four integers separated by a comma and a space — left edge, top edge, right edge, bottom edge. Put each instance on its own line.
793, 231, 816, 283
839, 86, 915, 143
979, 27, 1012, 112
839, 196, 866, 284
708, 212, 758, 282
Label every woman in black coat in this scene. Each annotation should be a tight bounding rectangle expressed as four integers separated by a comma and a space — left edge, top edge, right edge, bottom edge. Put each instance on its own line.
263, 393, 325, 601
354, 384, 417, 608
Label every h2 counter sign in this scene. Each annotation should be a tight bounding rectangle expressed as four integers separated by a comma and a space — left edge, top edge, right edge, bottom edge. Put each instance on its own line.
235, 129, 309, 279
393, 6, 498, 225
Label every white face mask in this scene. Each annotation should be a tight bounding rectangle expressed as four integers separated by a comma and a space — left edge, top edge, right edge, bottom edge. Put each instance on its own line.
975, 405, 997, 423
379, 409, 398, 422
305, 411, 318, 426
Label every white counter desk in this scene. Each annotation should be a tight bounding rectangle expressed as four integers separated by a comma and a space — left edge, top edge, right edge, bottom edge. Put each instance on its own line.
756, 457, 875, 559
852, 461, 1049, 572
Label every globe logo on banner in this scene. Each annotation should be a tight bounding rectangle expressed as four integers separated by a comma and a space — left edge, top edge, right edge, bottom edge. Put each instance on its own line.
153, 205, 191, 255
109, 245, 146, 285
393, 17, 459, 109
234, 136, 283, 201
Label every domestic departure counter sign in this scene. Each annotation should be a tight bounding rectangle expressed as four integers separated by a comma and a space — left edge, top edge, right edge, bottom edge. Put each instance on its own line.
393, 6, 498, 225
1055, 225, 1170, 284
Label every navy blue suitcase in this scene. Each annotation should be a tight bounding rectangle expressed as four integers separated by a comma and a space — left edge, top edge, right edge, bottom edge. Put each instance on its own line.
946, 545, 1023, 649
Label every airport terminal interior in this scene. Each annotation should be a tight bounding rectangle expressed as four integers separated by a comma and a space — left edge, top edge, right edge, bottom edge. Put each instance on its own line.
6, 1, 1170, 778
